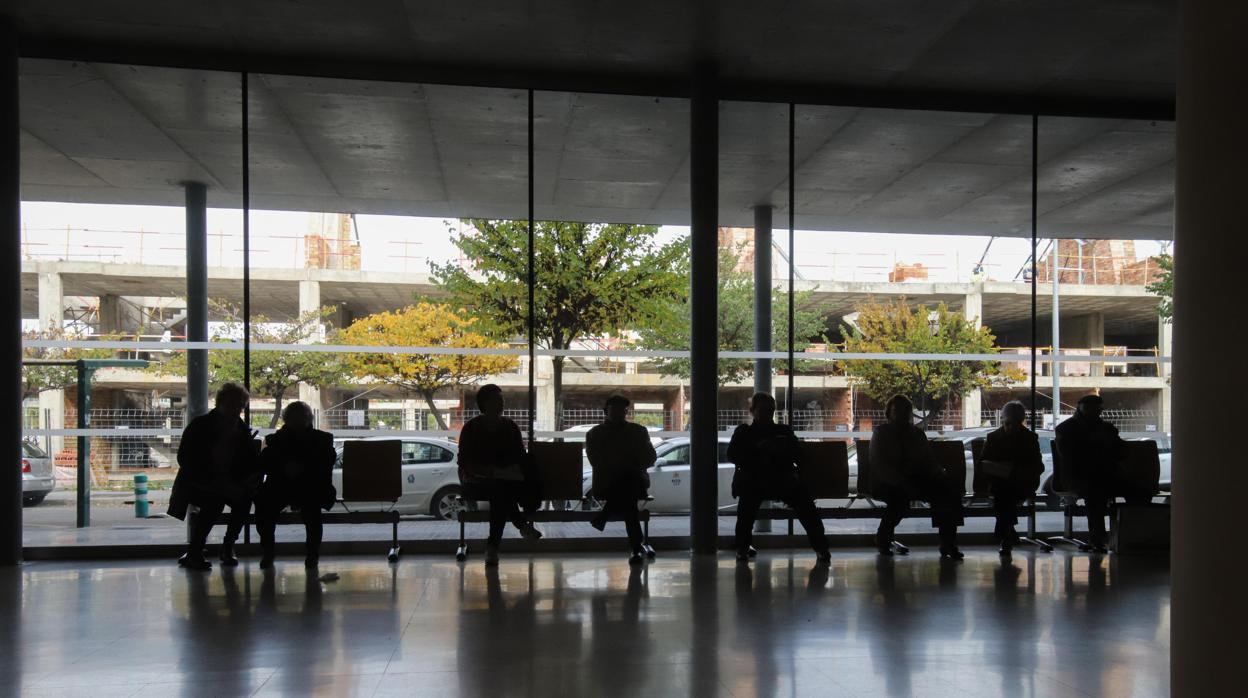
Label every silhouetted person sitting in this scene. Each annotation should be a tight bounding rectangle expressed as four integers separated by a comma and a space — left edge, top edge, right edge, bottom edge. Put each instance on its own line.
980, 400, 1043, 554
457, 384, 542, 566
728, 392, 831, 563
869, 395, 964, 559
255, 401, 336, 569
1054, 394, 1132, 552
586, 394, 656, 564
169, 383, 259, 570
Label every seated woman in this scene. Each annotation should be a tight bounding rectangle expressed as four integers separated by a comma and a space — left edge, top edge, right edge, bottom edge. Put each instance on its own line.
869, 395, 964, 560
255, 401, 337, 569
980, 401, 1043, 554
585, 394, 656, 564
457, 384, 542, 566
727, 392, 830, 564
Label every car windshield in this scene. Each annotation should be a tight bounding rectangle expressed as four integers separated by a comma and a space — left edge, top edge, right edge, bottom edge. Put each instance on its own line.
21, 441, 47, 458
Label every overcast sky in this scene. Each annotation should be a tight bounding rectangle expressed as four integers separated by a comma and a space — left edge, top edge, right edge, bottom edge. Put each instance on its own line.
21, 202, 1169, 286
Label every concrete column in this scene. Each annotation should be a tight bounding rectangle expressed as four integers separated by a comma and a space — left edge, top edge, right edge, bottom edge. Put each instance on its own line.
1, 18, 21, 564
535, 355, 556, 432
963, 285, 983, 428
97, 295, 119, 334
753, 205, 773, 395
37, 271, 66, 455
689, 66, 719, 554
297, 279, 324, 408
1158, 317, 1172, 432
1173, 2, 1248, 693
185, 182, 209, 419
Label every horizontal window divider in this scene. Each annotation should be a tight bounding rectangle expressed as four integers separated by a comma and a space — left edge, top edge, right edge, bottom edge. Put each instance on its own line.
22, 339, 528, 356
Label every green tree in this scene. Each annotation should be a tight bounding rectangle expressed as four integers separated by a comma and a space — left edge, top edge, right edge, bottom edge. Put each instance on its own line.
21, 327, 117, 402
338, 303, 519, 430
1146, 253, 1173, 321
432, 219, 687, 427
840, 299, 1023, 426
638, 244, 827, 386
152, 302, 347, 428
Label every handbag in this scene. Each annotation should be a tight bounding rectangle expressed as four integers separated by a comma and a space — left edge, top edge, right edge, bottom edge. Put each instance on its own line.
981, 459, 1014, 480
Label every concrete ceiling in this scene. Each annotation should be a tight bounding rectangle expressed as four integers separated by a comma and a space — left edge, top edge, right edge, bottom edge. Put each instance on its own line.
11, 1, 1176, 239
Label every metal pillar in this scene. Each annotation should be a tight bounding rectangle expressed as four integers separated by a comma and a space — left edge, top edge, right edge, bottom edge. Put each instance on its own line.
1173, 2, 1248, 693
0, 19, 21, 565
1051, 243, 1061, 424
75, 362, 92, 527
688, 66, 719, 555
184, 182, 209, 419
753, 205, 773, 395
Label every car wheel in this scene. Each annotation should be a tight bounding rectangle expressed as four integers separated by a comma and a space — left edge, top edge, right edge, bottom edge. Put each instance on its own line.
430, 486, 465, 521
22, 494, 46, 507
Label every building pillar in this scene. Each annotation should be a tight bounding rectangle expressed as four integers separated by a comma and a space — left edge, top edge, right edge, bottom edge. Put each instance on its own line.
1, 18, 22, 565
37, 271, 66, 455
184, 182, 209, 419
753, 205, 773, 395
97, 295, 120, 334
1173, 1, 1248, 693
535, 355, 556, 432
688, 66, 719, 555
963, 285, 983, 428
1158, 317, 1172, 433
297, 279, 324, 408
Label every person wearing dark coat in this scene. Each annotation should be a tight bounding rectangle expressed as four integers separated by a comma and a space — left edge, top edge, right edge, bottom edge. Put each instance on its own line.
457, 384, 542, 566
980, 401, 1044, 554
727, 392, 831, 563
585, 394, 656, 563
1054, 393, 1133, 552
869, 395, 965, 559
169, 383, 259, 570
255, 401, 337, 569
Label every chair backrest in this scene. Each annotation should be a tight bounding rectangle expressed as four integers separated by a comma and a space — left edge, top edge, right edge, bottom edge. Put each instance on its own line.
931, 440, 966, 496
529, 441, 584, 500
341, 439, 402, 502
1049, 439, 1074, 495
969, 437, 989, 496
853, 438, 872, 496
798, 441, 850, 499
1120, 440, 1161, 496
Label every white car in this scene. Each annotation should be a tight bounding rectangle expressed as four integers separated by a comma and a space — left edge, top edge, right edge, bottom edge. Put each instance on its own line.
581, 436, 736, 513
21, 441, 55, 506
332, 437, 463, 520
560, 423, 664, 446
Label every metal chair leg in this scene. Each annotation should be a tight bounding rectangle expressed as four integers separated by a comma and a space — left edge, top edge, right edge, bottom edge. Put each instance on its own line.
455, 517, 468, 561
1047, 500, 1090, 551
891, 540, 910, 555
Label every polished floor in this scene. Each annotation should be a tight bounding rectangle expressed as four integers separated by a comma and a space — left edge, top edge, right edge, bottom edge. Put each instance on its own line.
0, 550, 1169, 697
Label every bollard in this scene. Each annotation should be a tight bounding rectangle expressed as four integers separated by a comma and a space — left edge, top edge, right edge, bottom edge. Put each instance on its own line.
134, 473, 149, 518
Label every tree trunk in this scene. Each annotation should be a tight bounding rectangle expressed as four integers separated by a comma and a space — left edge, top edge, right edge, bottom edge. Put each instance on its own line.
269, 390, 284, 429
422, 390, 449, 431
552, 356, 565, 434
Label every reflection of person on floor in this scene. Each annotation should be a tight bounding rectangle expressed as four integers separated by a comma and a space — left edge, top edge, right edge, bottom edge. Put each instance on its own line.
868, 395, 964, 559
457, 384, 542, 566
1054, 394, 1133, 552
169, 383, 259, 570
728, 392, 831, 563
256, 401, 337, 569
586, 394, 655, 563
981, 400, 1044, 554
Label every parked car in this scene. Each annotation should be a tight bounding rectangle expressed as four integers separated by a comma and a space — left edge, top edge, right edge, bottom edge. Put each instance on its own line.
560, 423, 664, 446
331, 437, 463, 520
21, 441, 55, 506
581, 435, 736, 513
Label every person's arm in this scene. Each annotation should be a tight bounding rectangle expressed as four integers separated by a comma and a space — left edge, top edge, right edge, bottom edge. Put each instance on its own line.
456, 421, 482, 479
585, 426, 605, 470
1024, 432, 1044, 474
505, 420, 527, 468
726, 425, 750, 467
637, 427, 657, 471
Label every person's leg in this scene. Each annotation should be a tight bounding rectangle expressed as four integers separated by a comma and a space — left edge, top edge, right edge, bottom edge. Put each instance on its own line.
876, 487, 906, 553
927, 478, 964, 558
992, 481, 1019, 543
619, 499, 644, 555
221, 499, 249, 563
735, 495, 762, 556
1084, 483, 1109, 548
782, 487, 829, 556
487, 489, 509, 548
185, 496, 225, 568
301, 501, 323, 565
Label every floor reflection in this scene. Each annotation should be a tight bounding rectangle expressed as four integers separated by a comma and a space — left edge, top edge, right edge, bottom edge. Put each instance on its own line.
5, 551, 1170, 696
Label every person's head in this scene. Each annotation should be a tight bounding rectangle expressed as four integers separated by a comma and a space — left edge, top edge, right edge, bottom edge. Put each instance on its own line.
214, 383, 249, 420
475, 384, 504, 416
1076, 394, 1104, 420
604, 394, 630, 423
884, 395, 913, 426
749, 392, 777, 423
1000, 400, 1027, 429
281, 401, 314, 430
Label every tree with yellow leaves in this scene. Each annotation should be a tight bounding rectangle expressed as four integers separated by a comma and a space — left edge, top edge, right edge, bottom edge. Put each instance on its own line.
339, 303, 519, 430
